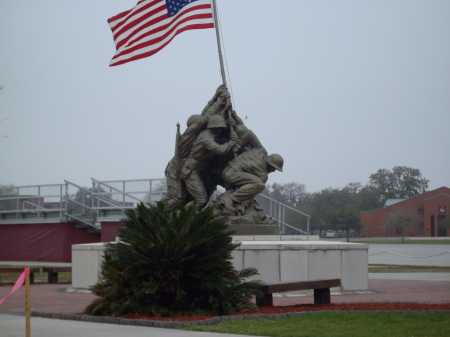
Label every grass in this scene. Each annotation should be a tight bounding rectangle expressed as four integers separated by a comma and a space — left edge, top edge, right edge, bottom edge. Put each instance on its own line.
0, 265, 71, 284
353, 239, 450, 244
183, 312, 450, 337
368, 264, 450, 273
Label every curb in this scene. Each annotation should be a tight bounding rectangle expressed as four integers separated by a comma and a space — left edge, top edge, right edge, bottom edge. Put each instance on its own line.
30, 310, 450, 329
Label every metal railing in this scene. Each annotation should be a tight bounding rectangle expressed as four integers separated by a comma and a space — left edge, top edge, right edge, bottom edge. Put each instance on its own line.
0, 183, 66, 221
255, 194, 310, 236
63, 180, 99, 231
0, 179, 165, 231
90, 178, 165, 221
0, 179, 309, 236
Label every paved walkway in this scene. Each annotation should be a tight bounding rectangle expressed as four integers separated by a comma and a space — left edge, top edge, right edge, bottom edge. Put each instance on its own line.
1, 273, 449, 336
1, 313, 253, 337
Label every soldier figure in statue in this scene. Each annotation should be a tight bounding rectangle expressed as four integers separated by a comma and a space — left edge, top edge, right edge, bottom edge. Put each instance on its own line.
181, 115, 237, 209
161, 84, 283, 225
160, 85, 230, 210
219, 147, 283, 214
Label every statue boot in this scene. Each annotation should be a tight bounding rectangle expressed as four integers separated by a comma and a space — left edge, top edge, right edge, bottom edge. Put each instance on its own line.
235, 203, 246, 216
220, 193, 236, 212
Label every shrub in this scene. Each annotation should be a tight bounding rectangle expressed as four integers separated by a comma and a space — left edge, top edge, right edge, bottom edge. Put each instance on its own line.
85, 202, 261, 317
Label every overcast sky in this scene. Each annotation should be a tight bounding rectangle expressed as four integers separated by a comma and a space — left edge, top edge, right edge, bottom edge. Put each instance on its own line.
1, 0, 449, 194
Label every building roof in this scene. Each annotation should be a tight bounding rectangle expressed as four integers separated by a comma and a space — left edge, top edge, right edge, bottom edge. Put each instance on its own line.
384, 198, 407, 207
423, 193, 450, 202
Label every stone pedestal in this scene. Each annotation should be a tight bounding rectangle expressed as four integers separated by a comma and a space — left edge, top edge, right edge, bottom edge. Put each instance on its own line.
72, 237, 368, 292
228, 224, 279, 235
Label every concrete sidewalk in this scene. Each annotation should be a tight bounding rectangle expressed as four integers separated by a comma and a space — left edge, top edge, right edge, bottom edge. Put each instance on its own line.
1, 313, 256, 337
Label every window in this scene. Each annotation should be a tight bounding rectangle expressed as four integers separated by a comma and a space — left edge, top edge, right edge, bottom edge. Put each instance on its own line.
418, 222, 424, 235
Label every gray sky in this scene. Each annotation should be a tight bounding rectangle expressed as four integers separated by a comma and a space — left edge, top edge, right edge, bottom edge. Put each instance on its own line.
1, 0, 449, 193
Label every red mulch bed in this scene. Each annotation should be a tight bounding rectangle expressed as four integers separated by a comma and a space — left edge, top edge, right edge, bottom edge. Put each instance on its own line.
120, 303, 450, 322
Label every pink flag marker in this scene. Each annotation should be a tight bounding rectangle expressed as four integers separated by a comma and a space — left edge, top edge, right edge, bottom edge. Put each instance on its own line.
0, 268, 30, 305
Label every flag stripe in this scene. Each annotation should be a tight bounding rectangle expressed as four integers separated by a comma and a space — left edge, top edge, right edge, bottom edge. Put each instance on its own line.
108, 0, 159, 31
115, 6, 212, 56
114, 6, 167, 51
111, 24, 213, 66
107, 0, 214, 66
111, 14, 213, 65
112, 14, 213, 61
110, 1, 166, 49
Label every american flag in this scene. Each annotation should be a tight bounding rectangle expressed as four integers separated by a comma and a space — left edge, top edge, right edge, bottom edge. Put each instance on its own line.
108, 0, 215, 66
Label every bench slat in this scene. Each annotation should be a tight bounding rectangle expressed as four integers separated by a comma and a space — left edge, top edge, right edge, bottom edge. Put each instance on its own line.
256, 278, 341, 307
42, 267, 71, 273
261, 279, 341, 293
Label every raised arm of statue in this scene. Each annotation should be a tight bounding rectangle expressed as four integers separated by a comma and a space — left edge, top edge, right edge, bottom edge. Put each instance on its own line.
230, 109, 244, 125
203, 94, 228, 119
201, 85, 227, 114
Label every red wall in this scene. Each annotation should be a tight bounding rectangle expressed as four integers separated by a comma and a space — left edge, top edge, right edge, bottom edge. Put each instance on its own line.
100, 222, 123, 242
0, 223, 100, 262
360, 187, 450, 238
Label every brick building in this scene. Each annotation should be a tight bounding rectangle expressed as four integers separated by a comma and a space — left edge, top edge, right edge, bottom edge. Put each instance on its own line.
360, 187, 450, 238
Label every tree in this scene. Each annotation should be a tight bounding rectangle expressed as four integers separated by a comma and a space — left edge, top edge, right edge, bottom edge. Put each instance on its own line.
328, 205, 361, 242
68, 187, 113, 218
264, 182, 307, 206
85, 202, 262, 317
144, 180, 167, 203
302, 183, 361, 237
0, 184, 17, 211
367, 166, 429, 202
356, 185, 384, 211
385, 208, 418, 243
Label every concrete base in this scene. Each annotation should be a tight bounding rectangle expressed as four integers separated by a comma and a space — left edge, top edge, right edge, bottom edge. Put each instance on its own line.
228, 224, 279, 235
71, 237, 368, 292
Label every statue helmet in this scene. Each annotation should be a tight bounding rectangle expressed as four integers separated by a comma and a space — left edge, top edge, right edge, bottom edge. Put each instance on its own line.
187, 114, 202, 127
207, 115, 227, 129
266, 154, 284, 172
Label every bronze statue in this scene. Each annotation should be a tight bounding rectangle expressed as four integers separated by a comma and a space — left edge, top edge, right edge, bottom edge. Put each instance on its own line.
161, 85, 283, 224
180, 115, 237, 209
220, 147, 283, 213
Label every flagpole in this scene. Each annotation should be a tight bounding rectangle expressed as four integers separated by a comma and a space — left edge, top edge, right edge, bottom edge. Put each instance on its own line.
25, 266, 31, 337
211, 0, 235, 147
211, 0, 227, 87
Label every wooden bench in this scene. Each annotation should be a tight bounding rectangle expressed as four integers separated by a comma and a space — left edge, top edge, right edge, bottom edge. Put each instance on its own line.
0, 267, 41, 284
42, 267, 71, 284
256, 278, 341, 306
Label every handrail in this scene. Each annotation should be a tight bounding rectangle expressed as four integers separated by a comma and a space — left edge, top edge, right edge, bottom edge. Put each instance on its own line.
22, 201, 46, 211
259, 194, 311, 218
65, 197, 95, 210
0, 194, 63, 201
255, 194, 310, 237
92, 178, 143, 203
92, 178, 165, 183
65, 213, 100, 232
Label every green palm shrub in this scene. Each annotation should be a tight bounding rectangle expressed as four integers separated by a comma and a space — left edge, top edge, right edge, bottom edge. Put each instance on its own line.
85, 202, 262, 317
